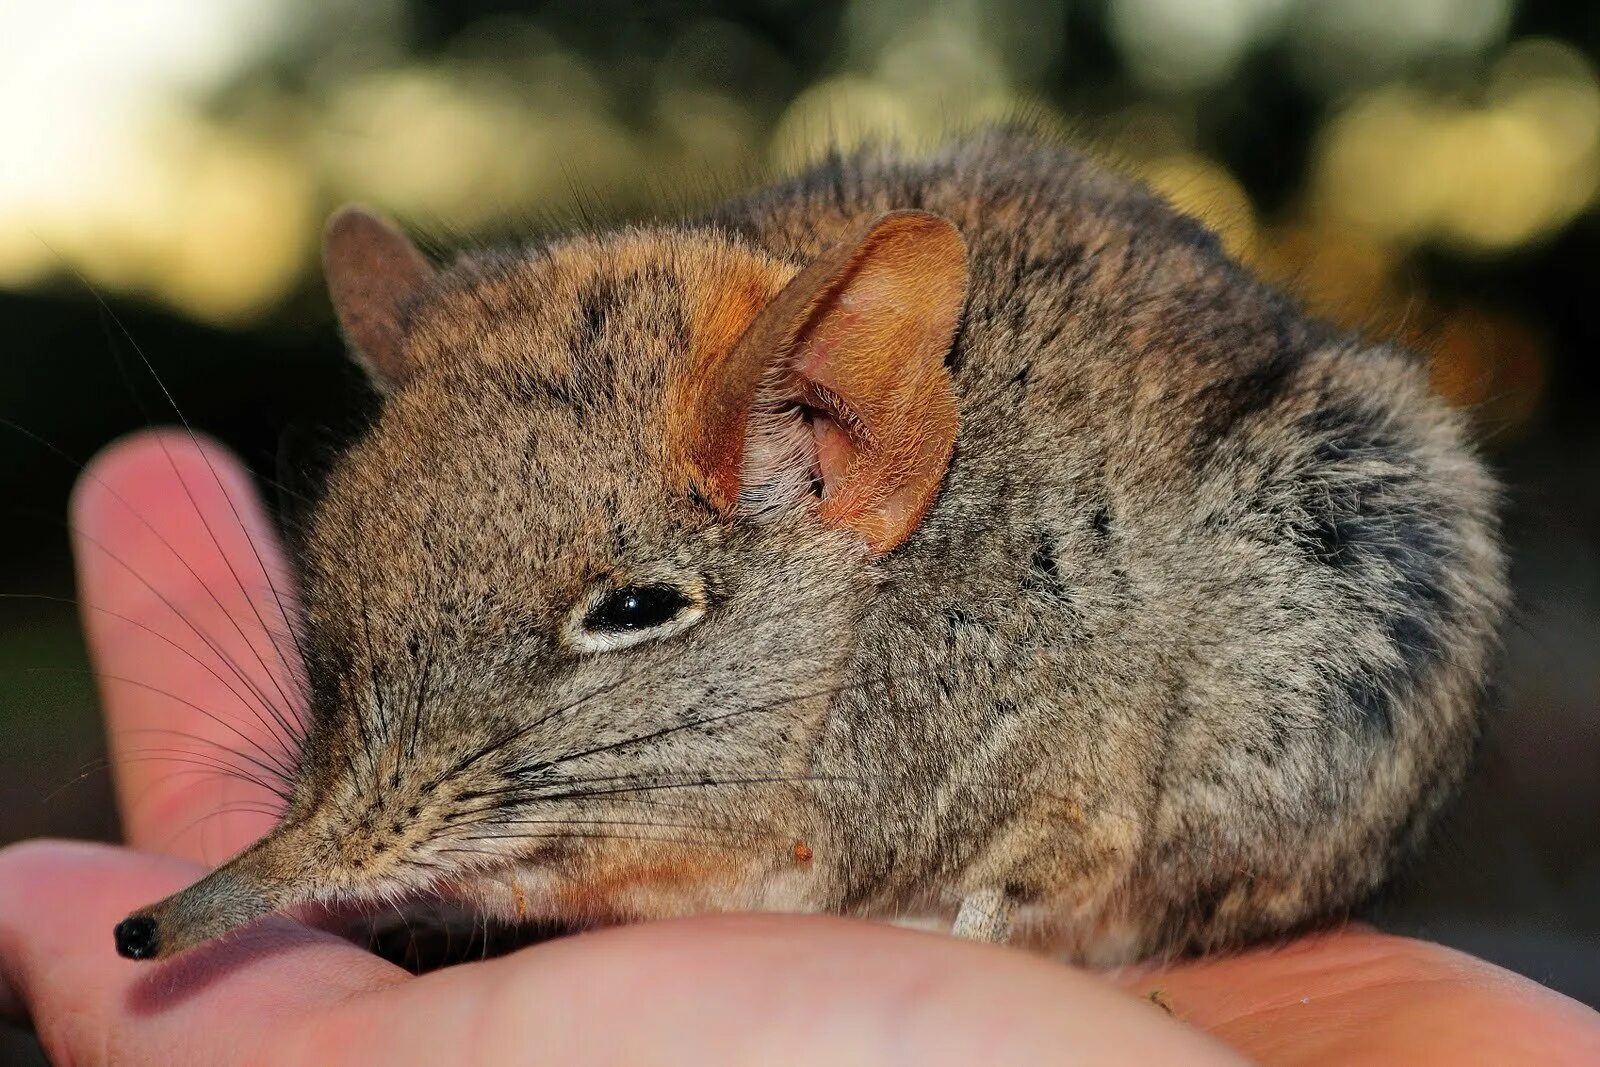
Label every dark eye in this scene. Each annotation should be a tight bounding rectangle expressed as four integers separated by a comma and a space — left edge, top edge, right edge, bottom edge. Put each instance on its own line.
583, 584, 691, 634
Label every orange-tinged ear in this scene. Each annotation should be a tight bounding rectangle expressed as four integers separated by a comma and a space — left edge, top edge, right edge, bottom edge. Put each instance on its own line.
323, 206, 434, 392
677, 210, 966, 553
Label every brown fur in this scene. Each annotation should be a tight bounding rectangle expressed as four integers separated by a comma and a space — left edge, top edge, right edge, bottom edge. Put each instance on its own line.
119, 130, 1506, 967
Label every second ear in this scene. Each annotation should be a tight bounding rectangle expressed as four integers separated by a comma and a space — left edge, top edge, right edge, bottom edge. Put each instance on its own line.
323, 206, 435, 393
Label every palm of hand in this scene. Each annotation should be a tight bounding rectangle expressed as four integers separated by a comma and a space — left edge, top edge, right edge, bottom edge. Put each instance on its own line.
1, 433, 1596, 1065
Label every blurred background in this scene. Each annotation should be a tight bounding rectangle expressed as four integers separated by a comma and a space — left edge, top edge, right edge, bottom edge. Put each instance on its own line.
2, 0, 1598, 1056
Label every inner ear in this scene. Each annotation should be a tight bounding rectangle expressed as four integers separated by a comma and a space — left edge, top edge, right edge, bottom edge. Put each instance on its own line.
681, 210, 968, 553
323, 206, 435, 393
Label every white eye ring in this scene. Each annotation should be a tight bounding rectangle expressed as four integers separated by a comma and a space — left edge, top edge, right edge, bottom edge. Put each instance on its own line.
562, 579, 706, 653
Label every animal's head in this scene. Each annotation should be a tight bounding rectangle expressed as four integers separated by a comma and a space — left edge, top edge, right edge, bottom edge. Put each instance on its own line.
114, 206, 969, 959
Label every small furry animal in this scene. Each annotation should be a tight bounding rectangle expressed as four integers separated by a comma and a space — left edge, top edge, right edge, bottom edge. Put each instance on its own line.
114, 130, 1506, 966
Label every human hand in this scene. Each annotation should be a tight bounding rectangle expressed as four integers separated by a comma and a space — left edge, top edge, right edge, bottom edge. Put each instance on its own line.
2, 431, 1596, 1065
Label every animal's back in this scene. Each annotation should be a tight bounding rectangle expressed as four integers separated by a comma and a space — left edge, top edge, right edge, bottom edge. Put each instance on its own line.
712, 133, 1507, 960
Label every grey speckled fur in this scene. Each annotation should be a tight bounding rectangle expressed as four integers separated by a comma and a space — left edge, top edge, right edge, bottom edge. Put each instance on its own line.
707, 135, 1506, 960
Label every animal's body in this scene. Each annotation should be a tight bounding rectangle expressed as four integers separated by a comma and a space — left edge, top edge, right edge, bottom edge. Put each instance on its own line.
114, 131, 1506, 967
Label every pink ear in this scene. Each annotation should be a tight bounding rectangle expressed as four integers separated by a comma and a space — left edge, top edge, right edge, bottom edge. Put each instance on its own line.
676, 210, 967, 553
323, 206, 435, 392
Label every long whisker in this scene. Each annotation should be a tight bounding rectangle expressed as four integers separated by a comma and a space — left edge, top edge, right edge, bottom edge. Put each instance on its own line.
89, 296, 310, 725
436, 832, 749, 855
354, 562, 390, 785
425, 659, 671, 790
425, 790, 774, 854
437, 797, 784, 840
507, 770, 1060, 810
6, 594, 299, 773
471, 816, 779, 840
499, 670, 918, 786
119, 724, 298, 787
28, 666, 296, 784
1, 422, 308, 753
440, 664, 912, 807
42, 758, 115, 804
425, 671, 928, 838
406, 632, 437, 767
9, 543, 295, 775
52, 512, 304, 756
117, 751, 293, 802
152, 799, 291, 857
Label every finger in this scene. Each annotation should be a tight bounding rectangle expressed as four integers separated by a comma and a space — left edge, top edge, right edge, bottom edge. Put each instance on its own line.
315, 915, 1245, 1066
0, 840, 405, 1065
72, 430, 306, 864
1113, 927, 1600, 1064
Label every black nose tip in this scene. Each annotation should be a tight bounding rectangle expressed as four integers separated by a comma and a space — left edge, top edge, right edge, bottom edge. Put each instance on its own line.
114, 915, 160, 960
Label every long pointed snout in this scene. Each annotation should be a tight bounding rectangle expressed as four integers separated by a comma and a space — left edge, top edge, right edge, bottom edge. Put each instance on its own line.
114, 825, 313, 961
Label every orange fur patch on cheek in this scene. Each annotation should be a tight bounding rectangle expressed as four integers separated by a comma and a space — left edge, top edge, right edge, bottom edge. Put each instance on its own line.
669, 265, 787, 507
694, 271, 775, 367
